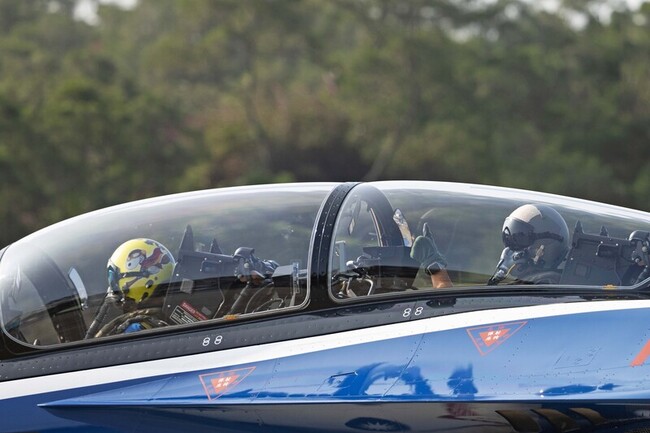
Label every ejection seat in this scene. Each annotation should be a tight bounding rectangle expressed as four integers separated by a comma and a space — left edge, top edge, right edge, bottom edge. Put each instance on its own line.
559, 221, 647, 287
162, 225, 236, 325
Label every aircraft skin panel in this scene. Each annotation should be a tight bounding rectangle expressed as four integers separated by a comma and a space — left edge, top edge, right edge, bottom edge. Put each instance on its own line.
2, 298, 649, 400
2, 299, 650, 432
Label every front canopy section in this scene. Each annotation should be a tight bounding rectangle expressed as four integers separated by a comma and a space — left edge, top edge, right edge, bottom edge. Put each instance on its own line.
0, 184, 334, 347
329, 181, 650, 300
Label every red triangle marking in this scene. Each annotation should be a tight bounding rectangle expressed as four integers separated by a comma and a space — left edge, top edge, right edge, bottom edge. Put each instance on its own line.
479, 328, 510, 347
467, 321, 527, 355
211, 373, 240, 393
199, 366, 255, 400
631, 339, 650, 367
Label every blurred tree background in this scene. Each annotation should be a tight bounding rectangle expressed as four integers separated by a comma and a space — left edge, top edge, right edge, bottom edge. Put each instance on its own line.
0, 0, 649, 246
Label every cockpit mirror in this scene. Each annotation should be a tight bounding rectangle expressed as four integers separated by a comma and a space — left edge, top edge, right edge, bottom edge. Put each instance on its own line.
348, 199, 362, 235
68, 267, 88, 310
291, 260, 301, 303
335, 240, 348, 272
393, 208, 413, 247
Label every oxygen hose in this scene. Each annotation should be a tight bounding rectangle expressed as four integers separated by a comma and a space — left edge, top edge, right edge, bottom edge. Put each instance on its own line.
84, 293, 122, 338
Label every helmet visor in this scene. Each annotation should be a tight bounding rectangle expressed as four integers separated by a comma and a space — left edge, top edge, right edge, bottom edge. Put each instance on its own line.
107, 264, 121, 292
107, 264, 149, 293
502, 218, 536, 250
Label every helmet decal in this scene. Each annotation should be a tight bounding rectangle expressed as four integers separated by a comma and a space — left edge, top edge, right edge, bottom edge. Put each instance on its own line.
510, 204, 542, 222
126, 249, 146, 270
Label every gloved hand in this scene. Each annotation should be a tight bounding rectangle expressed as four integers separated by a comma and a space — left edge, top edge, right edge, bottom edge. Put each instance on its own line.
411, 223, 453, 288
410, 223, 447, 269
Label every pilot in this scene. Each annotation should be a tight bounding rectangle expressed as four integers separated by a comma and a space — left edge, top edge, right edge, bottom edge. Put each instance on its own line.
85, 238, 176, 337
410, 204, 569, 288
488, 204, 570, 285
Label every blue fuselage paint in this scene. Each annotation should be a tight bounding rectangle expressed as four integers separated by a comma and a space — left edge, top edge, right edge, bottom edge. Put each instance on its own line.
3, 304, 650, 433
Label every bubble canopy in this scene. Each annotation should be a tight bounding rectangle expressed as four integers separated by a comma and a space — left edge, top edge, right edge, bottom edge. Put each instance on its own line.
2, 181, 650, 348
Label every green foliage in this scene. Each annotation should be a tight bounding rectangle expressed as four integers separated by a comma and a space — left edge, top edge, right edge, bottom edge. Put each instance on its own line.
1, 0, 649, 246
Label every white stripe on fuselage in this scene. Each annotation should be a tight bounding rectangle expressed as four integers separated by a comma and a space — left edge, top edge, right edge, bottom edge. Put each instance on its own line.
1, 299, 649, 400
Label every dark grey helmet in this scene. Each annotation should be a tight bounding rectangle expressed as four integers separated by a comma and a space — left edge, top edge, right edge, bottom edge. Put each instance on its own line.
501, 204, 569, 272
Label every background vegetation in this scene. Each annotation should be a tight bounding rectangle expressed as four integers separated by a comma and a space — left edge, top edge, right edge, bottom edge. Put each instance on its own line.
1, 0, 649, 246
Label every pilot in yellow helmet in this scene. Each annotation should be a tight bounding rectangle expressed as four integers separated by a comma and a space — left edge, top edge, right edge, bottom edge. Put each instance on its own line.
85, 238, 176, 338
107, 238, 175, 304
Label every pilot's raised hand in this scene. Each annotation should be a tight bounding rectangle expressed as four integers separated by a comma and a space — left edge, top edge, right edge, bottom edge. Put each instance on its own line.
410, 223, 453, 288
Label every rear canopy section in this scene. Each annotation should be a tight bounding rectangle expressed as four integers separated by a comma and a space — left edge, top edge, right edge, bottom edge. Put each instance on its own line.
328, 181, 650, 298
2, 181, 650, 349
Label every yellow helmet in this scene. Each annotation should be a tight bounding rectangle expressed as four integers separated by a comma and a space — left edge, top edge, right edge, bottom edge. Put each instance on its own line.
107, 239, 175, 303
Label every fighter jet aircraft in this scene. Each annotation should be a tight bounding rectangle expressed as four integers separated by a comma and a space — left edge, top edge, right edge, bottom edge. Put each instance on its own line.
2, 181, 650, 432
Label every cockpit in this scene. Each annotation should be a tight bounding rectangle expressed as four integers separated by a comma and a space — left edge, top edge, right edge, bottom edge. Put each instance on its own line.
0, 184, 331, 346
2, 181, 650, 348
329, 183, 650, 298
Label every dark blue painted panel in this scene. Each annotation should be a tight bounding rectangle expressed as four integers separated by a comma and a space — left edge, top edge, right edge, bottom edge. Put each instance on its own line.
5, 306, 650, 432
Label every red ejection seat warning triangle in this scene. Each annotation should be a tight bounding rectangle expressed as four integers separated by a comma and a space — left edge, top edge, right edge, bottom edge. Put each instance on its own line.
199, 366, 256, 400
466, 321, 527, 355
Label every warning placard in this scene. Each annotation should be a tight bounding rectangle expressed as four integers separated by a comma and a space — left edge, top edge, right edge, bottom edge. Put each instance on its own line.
466, 321, 527, 355
199, 367, 256, 400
